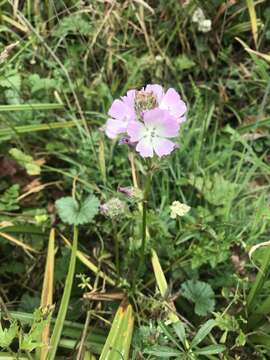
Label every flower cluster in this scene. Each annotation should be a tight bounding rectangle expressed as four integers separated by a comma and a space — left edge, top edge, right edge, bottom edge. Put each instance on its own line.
105, 84, 187, 158
192, 8, 212, 33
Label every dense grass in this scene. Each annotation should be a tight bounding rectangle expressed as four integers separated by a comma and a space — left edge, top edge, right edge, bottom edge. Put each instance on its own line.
0, 0, 270, 359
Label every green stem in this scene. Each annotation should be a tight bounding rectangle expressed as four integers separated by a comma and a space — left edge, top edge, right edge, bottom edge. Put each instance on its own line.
113, 222, 120, 275
139, 172, 152, 275
47, 226, 78, 360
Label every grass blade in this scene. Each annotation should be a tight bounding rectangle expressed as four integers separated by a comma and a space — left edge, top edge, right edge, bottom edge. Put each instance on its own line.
99, 301, 134, 360
38, 228, 55, 360
0, 231, 38, 254
47, 226, 78, 360
0, 103, 64, 112
151, 249, 179, 323
246, 0, 258, 48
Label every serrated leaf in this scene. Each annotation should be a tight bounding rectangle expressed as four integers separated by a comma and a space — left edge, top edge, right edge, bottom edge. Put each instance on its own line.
55, 195, 99, 225
0, 320, 18, 348
181, 280, 215, 316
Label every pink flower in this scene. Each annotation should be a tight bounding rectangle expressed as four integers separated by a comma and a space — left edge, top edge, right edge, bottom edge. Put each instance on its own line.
143, 84, 187, 123
105, 90, 136, 139
105, 84, 187, 139
127, 108, 179, 158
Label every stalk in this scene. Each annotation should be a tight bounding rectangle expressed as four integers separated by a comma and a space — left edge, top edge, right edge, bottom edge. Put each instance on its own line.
47, 226, 78, 360
139, 172, 152, 275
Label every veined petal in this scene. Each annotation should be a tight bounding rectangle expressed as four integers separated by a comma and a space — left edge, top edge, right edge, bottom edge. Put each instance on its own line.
127, 121, 146, 142
105, 118, 127, 139
143, 108, 179, 138
136, 138, 154, 158
121, 89, 136, 108
152, 137, 176, 157
108, 99, 134, 122
160, 88, 187, 118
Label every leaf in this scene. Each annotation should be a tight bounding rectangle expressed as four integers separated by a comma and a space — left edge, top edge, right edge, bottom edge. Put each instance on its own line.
144, 346, 182, 358
246, 0, 258, 47
151, 249, 179, 323
190, 173, 237, 206
20, 309, 50, 352
39, 228, 55, 360
173, 322, 186, 346
181, 280, 215, 316
195, 344, 226, 355
55, 195, 100, 225
0, 320, 18, 348
9, 148, 41, 175
191, 320, 217, 347
0, 184, 20, 211
99, 301, 134, 360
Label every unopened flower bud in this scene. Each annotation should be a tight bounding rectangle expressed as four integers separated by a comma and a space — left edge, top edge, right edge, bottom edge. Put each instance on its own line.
100, 198, 126, 219
118, 186, 143, 200
118, 136, 137, 149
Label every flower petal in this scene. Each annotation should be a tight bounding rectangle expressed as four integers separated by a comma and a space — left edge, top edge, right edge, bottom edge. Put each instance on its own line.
144, 84, 164, 104
160, 88, 187, 119
127, 121, 146, 142
121, 89, 136, 108
108, 99, 135, 122
143, 108, 179, 138
152, 137, 176, 157
105, 118, 127, 139
136, 138, 154, 158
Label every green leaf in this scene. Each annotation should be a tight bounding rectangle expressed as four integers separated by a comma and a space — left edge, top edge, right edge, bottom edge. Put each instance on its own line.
55, 195, 100, 225
0, 320, 18, 348
195, 344, 226, 355
181, 280, 215, 316
173, 322, 186, 346
99, 302, 134, 360
9, 148, 41, 175
144, 346, 182, 358
20, 308, 50, 352
191, 320, 216, 347
189, 173, 238, 206
0, 184, 20, 211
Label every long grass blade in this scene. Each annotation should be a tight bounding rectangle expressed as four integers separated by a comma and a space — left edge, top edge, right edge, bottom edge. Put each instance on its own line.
0, 120, 92, 140
0, 103, 64, 112
246, 0, 258, 48
47, 226, 78, 360
0, 231, 38, 254
99, 301, 134, 360
151, 249, 179, 323
38, 228, 55, 360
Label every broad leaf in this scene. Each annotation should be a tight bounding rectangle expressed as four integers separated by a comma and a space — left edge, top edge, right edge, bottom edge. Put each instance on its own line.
181, 280, 215, 316
56, 195, 99, 225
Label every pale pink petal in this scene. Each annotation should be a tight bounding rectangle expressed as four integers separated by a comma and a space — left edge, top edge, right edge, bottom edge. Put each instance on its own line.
142, 108, 179, 138
152, 138, 176, 157
108, 99, 134, 122
136, 138, 154, 158
121, 89, 136, 108
160, 88, 187, 119
127, 121, 145, 142
105, 118, 127, 139
144, 84, 165, 104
